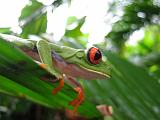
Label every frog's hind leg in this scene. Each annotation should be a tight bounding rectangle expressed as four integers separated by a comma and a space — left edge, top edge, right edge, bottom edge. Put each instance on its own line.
69, 87, 84, 112
67, 77, 84, 113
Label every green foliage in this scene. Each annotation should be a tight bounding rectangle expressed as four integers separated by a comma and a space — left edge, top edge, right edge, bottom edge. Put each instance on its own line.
84, 52, 160, 119
0, 0, 160, 119
125, 25, 160, 67
106, 0, 160, 52
65, 17, 85, 38
63, 17, 88, 48
0, 28, 11, 34
0, 38, 101, 118
19, 0, 47, 38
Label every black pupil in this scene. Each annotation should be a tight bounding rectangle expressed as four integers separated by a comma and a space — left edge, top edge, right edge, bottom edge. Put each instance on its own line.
94, 50, 101, 60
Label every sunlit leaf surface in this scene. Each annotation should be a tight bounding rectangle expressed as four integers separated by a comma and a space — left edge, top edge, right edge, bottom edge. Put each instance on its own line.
19, 0, 47, 38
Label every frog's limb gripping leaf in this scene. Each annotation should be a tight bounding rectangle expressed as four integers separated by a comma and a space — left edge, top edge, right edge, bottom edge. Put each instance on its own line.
52, 78, 64, 95
37, 40, 85, 112
39, 63, 47, 69
69, 87, 84, 113
37, 40, 61, 77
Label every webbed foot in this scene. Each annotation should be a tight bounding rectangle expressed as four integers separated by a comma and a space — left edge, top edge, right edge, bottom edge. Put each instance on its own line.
69, 87, 84, 113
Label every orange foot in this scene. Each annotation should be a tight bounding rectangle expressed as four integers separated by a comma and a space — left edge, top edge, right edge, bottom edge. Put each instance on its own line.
39, 63, 47, 69
52, 78, 64, 95
69, 87, 84, 113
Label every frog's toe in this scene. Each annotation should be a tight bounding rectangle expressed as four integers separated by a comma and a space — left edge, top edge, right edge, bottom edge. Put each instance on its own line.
39, 63, 47, 69
52, 78, 64, 95
69, 99, 79, 106
69, 87, 84, 112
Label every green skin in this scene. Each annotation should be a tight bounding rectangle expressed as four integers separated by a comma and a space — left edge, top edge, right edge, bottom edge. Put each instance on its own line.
37, 40, 111, 80
0, 34, 111, 86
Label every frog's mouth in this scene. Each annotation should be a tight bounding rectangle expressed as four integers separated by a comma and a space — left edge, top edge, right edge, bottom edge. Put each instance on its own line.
78, 65, 111, 79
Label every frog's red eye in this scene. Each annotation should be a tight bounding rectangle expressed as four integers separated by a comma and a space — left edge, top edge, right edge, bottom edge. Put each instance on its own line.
87, 47, 102, 64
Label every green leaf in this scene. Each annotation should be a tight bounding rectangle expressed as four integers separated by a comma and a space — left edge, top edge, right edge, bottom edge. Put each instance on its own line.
106, 1, 160, 52
19, 0, 47, 38
0, 38, 100, 118
64, 17, 88, 47
84, 52, 160, 119
0, 28, 11, 34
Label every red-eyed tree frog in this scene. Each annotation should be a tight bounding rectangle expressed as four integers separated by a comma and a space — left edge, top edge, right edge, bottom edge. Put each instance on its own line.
0, 33, 111, 113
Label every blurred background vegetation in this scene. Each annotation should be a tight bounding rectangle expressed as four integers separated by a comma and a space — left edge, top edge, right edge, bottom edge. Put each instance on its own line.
0, 0, 160, 119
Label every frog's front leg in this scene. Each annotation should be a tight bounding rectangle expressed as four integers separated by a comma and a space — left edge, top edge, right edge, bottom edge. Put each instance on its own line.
36, 40, 64, 94
37, 40, 84, 112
